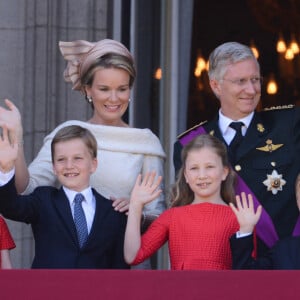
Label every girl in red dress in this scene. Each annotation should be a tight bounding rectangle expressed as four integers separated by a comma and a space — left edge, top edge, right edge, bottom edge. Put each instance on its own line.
124, 134, 246, 270
0, 215, 15, 269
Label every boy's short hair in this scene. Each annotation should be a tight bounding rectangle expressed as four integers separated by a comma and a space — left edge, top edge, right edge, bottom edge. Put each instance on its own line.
51, 125, 98, 162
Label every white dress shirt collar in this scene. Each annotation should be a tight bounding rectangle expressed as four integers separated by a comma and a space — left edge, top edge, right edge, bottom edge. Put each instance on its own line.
218, 110, 254, 145
63, 186, 94, 206
63, 186, 95, 233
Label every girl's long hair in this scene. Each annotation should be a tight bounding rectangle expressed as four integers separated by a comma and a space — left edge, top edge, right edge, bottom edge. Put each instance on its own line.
170, 134, 236, 207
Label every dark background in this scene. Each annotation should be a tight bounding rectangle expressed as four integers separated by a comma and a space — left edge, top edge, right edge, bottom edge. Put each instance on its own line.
188, 0, 300, 127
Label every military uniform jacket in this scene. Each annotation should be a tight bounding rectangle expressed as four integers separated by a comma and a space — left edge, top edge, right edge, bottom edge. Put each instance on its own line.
174, 106, 300, 254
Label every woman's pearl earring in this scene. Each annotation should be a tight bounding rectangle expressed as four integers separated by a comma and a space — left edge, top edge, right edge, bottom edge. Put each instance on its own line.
87, 96, 93, 103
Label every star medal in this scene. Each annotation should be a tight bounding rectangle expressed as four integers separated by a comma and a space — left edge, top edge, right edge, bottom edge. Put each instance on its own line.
263, 170, 286, 195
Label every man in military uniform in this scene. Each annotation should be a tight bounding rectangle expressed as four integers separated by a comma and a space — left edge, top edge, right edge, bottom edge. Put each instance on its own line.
173, 41, 300, 256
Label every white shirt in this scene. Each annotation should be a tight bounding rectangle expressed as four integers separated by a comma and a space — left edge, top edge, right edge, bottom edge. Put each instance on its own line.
217, 111, 254, 238
63, 186, 96, 234
0, 168, 95, 234
0, 168, 14, 185
218, 110, 254, 145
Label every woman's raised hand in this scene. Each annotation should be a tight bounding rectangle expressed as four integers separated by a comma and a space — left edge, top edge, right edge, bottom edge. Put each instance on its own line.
0, 99, 23, 145
0, 125, 18, 172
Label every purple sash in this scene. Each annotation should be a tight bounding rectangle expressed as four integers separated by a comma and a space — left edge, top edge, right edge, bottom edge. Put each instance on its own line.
293, 218, 300, 236
179, 126, 283, 247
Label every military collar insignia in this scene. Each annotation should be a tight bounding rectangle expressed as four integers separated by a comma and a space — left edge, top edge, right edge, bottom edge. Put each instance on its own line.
257, 123, 265, 133
263, 104, 294, 111
256, 139, 283, 152
177, 121, 208, 139
209, 130, 214, 136
263, 170, 286, 195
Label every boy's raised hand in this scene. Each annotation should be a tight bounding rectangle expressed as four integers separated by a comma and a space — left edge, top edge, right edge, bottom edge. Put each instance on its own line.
0, 125, 18, 172
130, 171, 162, 207
230, 192, 262, 234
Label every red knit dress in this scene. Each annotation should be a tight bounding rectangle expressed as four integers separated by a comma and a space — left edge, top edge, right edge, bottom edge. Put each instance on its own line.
0, 216, 16, 268
132, 202, 239, 270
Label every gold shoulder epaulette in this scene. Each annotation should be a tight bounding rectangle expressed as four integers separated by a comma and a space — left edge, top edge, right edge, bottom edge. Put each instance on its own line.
177, 121, 207, 139
263, 104, 294, 111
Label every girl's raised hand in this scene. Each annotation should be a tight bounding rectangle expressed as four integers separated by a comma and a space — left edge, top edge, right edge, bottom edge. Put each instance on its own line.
130, 171, 162, 207
230, 192, 262, 234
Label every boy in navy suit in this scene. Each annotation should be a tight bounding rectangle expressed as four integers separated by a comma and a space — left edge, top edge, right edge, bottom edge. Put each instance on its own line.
0, 124, 129, 269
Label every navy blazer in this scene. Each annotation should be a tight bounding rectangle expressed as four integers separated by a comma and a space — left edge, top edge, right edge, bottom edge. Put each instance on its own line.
0, 177, 129, 269
230, 234, 300, 270
174, 107, 300, 255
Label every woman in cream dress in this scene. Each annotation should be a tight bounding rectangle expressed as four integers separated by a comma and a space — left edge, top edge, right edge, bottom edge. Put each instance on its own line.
0, 39, 165, 269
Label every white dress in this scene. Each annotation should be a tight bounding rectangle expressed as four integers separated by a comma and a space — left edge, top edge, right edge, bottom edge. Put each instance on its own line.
24, 120, 166, 216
